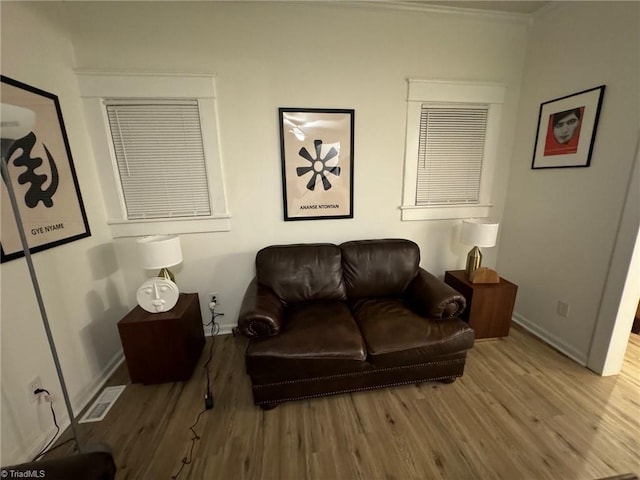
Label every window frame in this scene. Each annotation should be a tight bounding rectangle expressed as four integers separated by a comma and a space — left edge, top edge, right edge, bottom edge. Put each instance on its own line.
401, 79, 505, 221
78, 72, 230, 238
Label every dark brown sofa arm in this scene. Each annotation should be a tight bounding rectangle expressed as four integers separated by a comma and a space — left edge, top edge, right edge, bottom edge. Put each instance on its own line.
405, 268, 466, 319
2, 443, 116, 480
238, 278, 285, 337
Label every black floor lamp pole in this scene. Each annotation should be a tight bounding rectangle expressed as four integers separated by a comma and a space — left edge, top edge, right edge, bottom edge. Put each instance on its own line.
1, 155, 83, 454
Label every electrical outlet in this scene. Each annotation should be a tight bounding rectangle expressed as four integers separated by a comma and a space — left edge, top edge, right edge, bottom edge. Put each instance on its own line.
209, 292, 219, 305
28, 376, 43, 403
557, 300, 570, 318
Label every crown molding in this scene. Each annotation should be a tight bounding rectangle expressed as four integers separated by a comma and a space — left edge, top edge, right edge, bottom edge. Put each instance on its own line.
530, 1, 562, 21
321, 1, 534, 24
55, 0, 538, 24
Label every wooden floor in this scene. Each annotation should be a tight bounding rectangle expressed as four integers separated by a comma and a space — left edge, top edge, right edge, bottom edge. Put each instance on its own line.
45, 326, 640, 480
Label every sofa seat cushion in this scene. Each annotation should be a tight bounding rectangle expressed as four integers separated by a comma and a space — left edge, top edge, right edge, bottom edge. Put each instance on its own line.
246, 302, 369, 381
351, 298, 475, 368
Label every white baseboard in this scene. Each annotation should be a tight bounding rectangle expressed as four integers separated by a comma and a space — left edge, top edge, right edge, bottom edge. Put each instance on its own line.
512, 312, 588, 366
204, 320, 235, 336
14, 322, 239, 464
15, 350, 125, 464
74, 351, 126, 417
217, 322, 235, 336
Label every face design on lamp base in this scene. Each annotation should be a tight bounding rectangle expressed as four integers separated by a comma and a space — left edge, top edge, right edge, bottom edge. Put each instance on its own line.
136, 277, 179, 313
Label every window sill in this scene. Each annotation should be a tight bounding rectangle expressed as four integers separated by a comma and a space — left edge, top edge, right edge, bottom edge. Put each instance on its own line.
400, 204, 493, 221
107, 215, 231, 238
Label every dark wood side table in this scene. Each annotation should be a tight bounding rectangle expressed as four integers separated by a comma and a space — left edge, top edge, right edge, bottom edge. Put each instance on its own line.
444, 270, 518, 339
117, 293, 205, 384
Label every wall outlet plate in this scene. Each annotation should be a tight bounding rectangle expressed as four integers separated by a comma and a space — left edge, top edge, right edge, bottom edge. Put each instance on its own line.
209, 292, 219, 305
28, 376, 43, 403
557, 301, 570, 318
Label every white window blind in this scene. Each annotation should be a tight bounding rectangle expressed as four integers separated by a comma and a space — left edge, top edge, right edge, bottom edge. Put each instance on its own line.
106, 100, 212, 220
416, 106, 488, 205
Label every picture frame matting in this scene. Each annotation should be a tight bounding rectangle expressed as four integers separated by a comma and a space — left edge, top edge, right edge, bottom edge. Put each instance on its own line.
279, 107, 354, 221
1, 75, 91, 262
531, 85, 605, 170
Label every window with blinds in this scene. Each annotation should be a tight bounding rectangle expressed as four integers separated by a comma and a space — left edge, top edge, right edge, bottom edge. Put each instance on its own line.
106, 100, 212, 220
416, 106, 488, 205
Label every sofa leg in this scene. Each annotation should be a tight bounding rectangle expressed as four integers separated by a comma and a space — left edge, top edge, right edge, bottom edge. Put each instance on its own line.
259, 402, 279, 411
439, 377, 457, 384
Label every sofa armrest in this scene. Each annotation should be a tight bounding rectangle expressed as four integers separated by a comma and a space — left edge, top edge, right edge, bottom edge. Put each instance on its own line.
3, 444, 116, 480
405, 268, 466, 319
237, 278, 285, 337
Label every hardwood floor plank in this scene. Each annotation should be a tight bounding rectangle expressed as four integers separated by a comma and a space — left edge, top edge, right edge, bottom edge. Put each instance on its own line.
40, 326, 640, 479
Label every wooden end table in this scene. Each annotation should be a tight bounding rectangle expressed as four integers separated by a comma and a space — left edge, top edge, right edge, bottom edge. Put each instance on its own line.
117, 293, 205, 384
444, 270, 518, 339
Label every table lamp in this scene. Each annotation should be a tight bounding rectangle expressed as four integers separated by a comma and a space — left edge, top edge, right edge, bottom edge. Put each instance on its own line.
137, 234, 183, 282
460, 218, 499, 276
136, 235, 182, 313
1, 103, 35, 156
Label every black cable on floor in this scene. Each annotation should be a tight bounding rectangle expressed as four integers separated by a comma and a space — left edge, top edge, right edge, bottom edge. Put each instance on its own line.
171, 310, 222, 479
170, 408, 207, 480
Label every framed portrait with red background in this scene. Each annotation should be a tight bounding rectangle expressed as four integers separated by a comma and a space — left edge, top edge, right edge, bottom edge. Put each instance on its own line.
531, 85, 605, 169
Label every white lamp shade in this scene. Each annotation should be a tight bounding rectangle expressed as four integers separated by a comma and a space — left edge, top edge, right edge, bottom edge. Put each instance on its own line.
1, 103, 35, 141
461, 219, 499, 247
137, 234, 183, 270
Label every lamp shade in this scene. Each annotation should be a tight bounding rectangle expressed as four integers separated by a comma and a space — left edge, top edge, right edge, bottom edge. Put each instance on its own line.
1, 103, 35, 141
460, 219, 499, 247
137, 234, 183, 270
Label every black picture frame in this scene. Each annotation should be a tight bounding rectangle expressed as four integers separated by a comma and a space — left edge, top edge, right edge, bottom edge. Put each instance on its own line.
531, 85, 605, 169
279, 107, 354, 221
1, 75, 91, 262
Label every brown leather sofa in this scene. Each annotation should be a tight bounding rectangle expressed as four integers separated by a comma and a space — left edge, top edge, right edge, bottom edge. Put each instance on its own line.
237, 239, 474, 409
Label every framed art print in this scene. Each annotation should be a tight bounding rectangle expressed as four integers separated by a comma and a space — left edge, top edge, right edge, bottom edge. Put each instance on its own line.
1, 75, 91, 262
531, 85, 605, 169
279, 108, 354, 221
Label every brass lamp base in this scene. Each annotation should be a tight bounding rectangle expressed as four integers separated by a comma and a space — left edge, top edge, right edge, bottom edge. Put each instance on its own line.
465, 246, 483, 277
158, 267, 176, 283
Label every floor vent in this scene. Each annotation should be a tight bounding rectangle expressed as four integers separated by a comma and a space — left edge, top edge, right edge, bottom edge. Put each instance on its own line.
79, 385, 126, 423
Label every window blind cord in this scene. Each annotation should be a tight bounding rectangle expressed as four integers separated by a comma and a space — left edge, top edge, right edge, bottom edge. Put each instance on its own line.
113, 109, 131, 176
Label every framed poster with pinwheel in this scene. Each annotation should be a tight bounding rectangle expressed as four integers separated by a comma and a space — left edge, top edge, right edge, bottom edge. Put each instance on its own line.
279, 108, 354, 221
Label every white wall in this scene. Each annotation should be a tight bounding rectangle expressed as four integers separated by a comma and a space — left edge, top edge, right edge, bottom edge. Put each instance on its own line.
62, 1, 529, 331
0, 3, 130, 465
497, 2, 640, 370
589, 135, 640, 375
6, 0, 636, 465
1, 1, 531, 464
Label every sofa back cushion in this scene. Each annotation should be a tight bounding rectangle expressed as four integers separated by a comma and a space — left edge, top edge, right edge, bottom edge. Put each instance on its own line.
256, 243, 347, 304
341, 239, 420, 298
